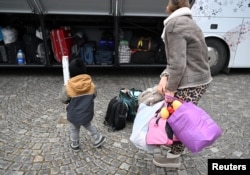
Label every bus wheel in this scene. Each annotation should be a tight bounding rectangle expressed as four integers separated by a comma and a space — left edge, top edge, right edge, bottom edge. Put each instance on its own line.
206, 38, 228, 76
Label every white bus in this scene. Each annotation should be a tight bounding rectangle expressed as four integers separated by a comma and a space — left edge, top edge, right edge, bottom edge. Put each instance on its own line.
191, 0, 250, 75
0, 0, 249, 76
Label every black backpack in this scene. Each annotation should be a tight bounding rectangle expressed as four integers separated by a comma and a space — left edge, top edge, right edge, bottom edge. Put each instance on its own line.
104, 96, 128, 131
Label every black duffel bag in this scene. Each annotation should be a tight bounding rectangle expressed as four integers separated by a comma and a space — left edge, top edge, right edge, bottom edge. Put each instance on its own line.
130, 50, 156, 64
129, 36, 159, 52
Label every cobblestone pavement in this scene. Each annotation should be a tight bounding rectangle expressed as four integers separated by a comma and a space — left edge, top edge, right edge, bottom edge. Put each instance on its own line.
0, 68, 250, 175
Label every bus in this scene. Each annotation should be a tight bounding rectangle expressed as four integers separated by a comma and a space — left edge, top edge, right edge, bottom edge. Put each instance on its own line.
0, 0, 249, 76
191, 0, 250, 75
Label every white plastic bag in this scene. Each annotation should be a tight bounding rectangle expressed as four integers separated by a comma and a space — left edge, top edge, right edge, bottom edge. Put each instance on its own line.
2, 26, 18, 44
130, 100, 164, 152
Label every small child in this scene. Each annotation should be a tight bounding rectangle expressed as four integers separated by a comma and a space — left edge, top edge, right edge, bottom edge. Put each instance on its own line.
59, 58, 106, 152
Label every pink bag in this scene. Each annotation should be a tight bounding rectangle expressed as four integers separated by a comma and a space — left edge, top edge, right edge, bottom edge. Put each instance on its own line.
130, 101, 165, 152
168, 100, 223, 153
146, 116, 177, 146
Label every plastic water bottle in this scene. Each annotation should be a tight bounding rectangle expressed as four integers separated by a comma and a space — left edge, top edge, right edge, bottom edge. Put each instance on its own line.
17, 49, 26, 65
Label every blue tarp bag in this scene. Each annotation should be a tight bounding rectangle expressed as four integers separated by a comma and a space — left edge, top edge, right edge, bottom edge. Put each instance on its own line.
81, 43, 94, 65
0, 26, 3, 41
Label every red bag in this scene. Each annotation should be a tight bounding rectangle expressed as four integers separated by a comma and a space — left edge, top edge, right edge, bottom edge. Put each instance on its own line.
50, 27, 73, 62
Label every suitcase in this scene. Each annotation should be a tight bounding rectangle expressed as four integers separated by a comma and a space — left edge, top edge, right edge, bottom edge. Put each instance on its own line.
50, 27, 73, 62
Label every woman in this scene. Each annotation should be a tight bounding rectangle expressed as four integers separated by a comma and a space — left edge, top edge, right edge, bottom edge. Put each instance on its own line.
154, 0, 213, 168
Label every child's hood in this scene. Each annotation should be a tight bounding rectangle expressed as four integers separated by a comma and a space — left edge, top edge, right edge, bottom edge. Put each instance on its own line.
66, 74, 95, 97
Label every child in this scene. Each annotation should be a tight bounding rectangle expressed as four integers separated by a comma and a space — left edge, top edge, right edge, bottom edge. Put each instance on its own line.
59, 58, 106, 152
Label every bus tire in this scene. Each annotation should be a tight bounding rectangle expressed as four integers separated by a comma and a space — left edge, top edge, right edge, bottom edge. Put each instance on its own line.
205, 38, 228, 76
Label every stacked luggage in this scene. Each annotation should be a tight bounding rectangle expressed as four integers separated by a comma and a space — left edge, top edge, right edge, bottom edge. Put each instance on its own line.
0, 25, 46, 64
0, 25, 166, 65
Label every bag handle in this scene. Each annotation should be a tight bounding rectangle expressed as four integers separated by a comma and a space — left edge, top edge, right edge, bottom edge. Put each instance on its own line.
154, 117, 161, 126
153, 102, 165, 118
164, 95, 177, 101
164, 95, 184, 106
128, 88, 142, 98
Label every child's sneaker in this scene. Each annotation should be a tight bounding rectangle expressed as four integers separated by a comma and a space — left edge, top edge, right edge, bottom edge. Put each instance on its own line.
70, 140, 80, 152
93, 135, 106, 148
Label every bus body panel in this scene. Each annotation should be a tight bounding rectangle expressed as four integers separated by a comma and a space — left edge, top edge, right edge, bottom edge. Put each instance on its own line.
193, 17, 243, 33
39, 0, 111, 15
193, 17, 244, 68
192, 0, 250, 68
0, 0, 33, 13
192, 0, 250, 18
121, 0, 167, 17
233, 18, 250, 67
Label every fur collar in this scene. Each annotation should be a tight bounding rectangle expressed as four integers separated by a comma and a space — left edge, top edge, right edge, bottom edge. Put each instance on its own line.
161, 7, 192, 41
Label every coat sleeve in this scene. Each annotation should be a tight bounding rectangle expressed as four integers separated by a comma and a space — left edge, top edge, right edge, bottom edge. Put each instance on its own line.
59, 86, 71, 104
164, 20, 187, 91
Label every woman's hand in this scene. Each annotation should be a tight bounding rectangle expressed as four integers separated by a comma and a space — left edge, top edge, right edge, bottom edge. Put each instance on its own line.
157, 76, 175, 99
164, 91, 175, 97
157, 77, 168, 95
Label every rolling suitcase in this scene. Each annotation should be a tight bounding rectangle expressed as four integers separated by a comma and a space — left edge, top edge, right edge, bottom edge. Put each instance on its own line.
50, 27, 73, 62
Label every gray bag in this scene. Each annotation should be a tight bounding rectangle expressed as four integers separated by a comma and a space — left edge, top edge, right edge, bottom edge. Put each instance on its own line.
138, 85, 164, 106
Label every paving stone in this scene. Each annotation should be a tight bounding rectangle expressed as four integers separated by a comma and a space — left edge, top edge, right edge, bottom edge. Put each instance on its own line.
0, 69, 250, 175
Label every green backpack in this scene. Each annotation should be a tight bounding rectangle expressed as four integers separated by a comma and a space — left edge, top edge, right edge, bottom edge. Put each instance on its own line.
119, 88, 142, 122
